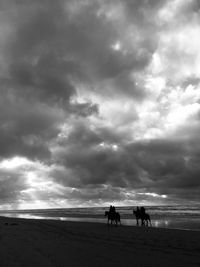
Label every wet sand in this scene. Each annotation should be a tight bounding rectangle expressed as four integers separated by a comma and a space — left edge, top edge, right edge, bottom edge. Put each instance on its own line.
0, 216, 199, 267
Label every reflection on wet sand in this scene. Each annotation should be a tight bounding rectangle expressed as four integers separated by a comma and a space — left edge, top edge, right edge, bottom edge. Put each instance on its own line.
154, 220, 169, 228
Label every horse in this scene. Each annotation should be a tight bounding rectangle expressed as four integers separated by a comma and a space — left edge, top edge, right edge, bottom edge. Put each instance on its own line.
105, 211, 121, 226
133, 209, 151, 226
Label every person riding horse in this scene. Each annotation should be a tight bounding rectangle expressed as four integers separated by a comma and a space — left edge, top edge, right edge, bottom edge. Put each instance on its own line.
105, 206, 121, 226
133, 206, 151, 226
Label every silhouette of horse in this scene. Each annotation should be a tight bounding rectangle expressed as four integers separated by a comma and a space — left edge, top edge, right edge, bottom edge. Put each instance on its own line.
105, 211, 121, 226
133, 209, 151, 226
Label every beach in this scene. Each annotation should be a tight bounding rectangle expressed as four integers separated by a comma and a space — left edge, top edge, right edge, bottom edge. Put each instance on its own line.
1, 205, 200, 231
0, 216, 199, 267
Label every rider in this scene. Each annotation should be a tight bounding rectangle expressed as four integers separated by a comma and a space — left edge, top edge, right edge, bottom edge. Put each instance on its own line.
135, 206, 140, 226
140, 206, 145, 215
112, 205, 116, 213
109, 205, 116, 214
136, 206, 140, 213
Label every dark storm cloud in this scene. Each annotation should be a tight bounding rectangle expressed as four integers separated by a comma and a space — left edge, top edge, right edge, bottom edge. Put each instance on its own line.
0, 0, 199, 207
128, 138, 200, 201
9, 56, 76, 105
52, 122, 141, 189
9, 0, 153, 83
51, 131, 200, 203
0, 88, 64, 159
0, 0, 159, 161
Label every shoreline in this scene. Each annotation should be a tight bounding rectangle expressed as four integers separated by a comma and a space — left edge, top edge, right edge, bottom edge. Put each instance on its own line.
0, 213, 200, 232
0, 205, 199, 233
1, 215, 199, 233
0, 216, 200, 266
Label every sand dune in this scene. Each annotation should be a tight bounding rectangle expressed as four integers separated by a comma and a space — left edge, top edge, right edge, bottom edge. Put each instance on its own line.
0, 216, 199, 267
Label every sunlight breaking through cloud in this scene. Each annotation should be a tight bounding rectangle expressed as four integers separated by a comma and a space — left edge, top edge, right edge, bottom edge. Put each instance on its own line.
0, 0, 200, 208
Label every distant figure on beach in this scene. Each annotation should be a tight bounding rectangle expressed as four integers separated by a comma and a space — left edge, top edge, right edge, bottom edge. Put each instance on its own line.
133, 206, 151, 227
105, 205, 121, 226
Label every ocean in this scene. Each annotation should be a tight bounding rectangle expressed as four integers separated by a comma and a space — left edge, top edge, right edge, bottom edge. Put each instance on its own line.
0, 205, 200, 231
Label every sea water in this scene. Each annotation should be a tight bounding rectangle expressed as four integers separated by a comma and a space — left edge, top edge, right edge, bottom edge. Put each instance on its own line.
0, 205, 200, 231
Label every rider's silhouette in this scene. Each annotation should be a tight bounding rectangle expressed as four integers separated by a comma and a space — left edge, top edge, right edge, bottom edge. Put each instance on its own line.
140, 206, 145, 215
109, 205, 116, 213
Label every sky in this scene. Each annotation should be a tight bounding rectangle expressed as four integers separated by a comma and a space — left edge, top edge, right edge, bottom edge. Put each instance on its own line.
0, 0, 200, 209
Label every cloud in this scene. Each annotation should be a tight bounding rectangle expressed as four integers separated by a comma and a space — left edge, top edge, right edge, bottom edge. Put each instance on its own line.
0, 170, 27, 206
49, 133, 200, 205
0, 88, 65, 159
0, 0, 200, 208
